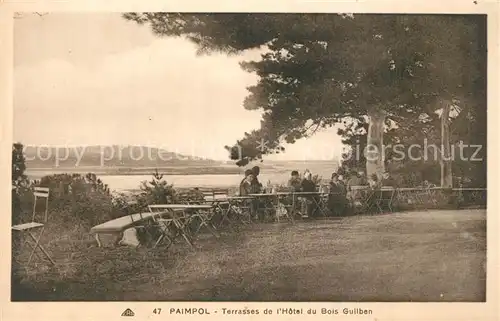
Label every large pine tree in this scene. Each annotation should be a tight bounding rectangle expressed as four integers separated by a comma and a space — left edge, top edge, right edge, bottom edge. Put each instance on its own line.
124, 13, 486, 183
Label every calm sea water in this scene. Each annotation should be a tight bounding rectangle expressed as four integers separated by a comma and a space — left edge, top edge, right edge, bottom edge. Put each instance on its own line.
26, 172, 297, 192
25, 162, 337, 192
100, 173, 294, 191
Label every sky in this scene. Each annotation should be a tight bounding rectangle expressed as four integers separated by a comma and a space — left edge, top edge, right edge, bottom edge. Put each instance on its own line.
13, 13, 344, 161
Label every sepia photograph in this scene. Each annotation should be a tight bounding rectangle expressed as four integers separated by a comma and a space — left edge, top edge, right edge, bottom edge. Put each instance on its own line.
9, 11, 489, 304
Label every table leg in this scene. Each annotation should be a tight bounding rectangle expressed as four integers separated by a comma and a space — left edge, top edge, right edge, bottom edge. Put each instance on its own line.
174, 219, 196, 250
292, 195, 304, 219
237, 202, 252, 225
218, 207, 235, 232
200, 211, 221, 238
152, 224, 174, 249
229, 203, 246, 226
153, 234, 165, 248
181, 231, 196, 250
388, 191, 395, 212
273, 196, 280, 223
279, 196, 294, 224
94, 233, 102, 247
287, 199, 295, 224
190, 212, 220, 238
312, 197, 325, 218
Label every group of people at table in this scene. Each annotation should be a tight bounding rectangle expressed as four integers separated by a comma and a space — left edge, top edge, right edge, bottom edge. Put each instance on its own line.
234, 166, 399, 220
91, 166, 401, 249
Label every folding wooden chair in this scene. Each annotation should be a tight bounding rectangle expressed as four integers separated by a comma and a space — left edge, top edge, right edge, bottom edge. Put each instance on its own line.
227, 196, 254, 225
200, 189, 216, 201
12, 187, 55, 268
211, 201, 236, 232
203, 191, 232, 230
149, 206, 195, 250
147, 206, 177, 249
188, 207, 221, 239
361, 189, 378, 214
376, 188, 396, 213
151, 216, 176, 249
313, 193, 329, 218
287, 193, 298, 218
350, 185, 370, 214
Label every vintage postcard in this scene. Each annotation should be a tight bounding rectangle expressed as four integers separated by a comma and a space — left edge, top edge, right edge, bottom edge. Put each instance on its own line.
0, 1, 498, 321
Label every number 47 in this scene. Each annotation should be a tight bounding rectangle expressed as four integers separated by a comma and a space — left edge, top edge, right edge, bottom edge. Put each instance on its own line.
153, 308, 162, 314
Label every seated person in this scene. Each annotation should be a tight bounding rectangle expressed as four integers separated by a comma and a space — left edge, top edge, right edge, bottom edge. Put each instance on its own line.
422, 180, 437, 188
189, 187, 206, 204
288, 170, 302, 192
346, 170, 360, 188
358, 171, 369, 186
239, 169, 253, 196
301, 172, 319, 217
365, 174, 382, 213
250, 166, 263, 194
381, 172, 397, 188
250, 166, 271, 220
346, 170, 364, 203
328, 173, 349, 216
287, 170, 302, 216
330, 173, 347, 195
301, 172, 316, 193
239, 172, 263, 220
368, 174, 381, 189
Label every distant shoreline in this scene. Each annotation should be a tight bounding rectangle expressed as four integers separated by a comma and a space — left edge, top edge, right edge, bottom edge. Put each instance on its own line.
24, 160, 338, 180
25, 166, 246, 178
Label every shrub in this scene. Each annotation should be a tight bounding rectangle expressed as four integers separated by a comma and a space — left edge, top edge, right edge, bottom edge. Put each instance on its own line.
12, 143, 26, 183
111, 192, 144, 216
135, 170, 176, 208
12, 143, 31, 222
13, 173, 117, 228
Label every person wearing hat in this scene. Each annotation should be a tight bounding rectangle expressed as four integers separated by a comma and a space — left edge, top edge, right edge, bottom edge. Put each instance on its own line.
250, 166, 263, 194
288, 170, 302, 192
239, 169, 254, 196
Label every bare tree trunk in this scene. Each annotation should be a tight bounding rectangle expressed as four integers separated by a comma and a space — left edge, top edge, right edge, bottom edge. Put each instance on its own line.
441, 102, 453, 188
366, 109, 386, 180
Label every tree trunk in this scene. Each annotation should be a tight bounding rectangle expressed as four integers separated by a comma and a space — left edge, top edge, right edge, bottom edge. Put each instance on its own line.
365, 109, 386, 180
441, 103, 453, 188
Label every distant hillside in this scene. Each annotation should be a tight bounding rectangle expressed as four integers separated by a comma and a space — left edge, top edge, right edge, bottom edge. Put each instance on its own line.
23, 145, 223, 169
22, 145, 340, 179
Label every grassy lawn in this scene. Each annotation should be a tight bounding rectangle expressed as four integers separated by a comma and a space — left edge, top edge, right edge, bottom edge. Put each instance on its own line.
12, 209, 486, 301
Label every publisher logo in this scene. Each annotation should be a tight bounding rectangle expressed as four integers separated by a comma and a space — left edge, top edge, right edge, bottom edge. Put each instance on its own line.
121, 308, 135, 317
